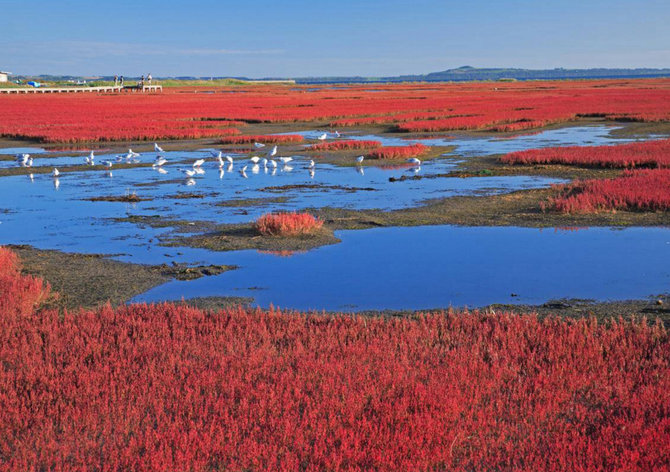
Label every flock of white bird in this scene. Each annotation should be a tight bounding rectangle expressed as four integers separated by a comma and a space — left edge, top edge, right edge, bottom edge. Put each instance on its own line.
15, 130, 422, 189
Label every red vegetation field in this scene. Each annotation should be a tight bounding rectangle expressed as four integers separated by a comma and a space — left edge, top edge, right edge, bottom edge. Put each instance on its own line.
547, 169, 670, 213
502, 138, 670, 168
0, 247, 669, 471
0, 248, 53, 315
367, 143, 428, 159
2, 79, 670, 143
255, 212, 323, 236
219, 134, 304, 145
309, 139, 382, 151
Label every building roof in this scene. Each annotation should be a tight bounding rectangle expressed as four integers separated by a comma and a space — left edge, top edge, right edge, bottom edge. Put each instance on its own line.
0, 71, 11, 75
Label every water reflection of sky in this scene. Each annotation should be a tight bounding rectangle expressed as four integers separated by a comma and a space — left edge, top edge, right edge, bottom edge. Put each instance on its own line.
0, 126, 592, 260
290, 125, 652, 155
134, 225, 670, 311
1, 125, 668, 309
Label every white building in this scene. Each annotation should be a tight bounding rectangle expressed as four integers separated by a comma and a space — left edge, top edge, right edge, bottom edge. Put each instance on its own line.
0, 71, 11, 82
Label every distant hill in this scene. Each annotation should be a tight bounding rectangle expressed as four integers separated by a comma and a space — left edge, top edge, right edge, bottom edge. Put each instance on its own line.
11, 66, 670, 86
294, 66, 670, 84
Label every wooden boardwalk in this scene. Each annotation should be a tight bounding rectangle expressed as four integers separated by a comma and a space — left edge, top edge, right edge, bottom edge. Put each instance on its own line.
0, 85, 162, 94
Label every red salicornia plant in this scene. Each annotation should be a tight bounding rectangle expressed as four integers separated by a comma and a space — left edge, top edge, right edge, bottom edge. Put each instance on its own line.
309, 139, 382, 151
501, 138, 670, 168
0, 247, 53, 315
547, 168, 670, 213
255, 212, 323, 236
0, 245, 669, 471
219, 134, 304, 144
3, 80, 670, 142
367, 143, 428, 160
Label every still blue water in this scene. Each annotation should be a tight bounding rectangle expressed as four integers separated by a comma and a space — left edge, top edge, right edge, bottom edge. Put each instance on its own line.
1, 125, 667, 309
133, 225, 670, 311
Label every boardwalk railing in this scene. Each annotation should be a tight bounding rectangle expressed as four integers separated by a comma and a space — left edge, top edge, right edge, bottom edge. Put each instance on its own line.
0, 85, 163, 94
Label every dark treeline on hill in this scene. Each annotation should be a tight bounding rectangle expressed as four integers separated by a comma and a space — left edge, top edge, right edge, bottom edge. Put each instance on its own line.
15, 66, 670, 85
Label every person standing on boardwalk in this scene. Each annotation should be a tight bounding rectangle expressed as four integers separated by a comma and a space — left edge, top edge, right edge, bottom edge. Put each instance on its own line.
119, 76, 124, 86
147, 73, 152, 85
114, 75, 118, 86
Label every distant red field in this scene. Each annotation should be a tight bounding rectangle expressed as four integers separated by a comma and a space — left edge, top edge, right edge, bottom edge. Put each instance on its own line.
1, 247, 669, 471
2, 79, 670, 143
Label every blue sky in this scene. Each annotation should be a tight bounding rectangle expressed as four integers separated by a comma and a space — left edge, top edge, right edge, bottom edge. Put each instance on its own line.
2, 0, 669, 77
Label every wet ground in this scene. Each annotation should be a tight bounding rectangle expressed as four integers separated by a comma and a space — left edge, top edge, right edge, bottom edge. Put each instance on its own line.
1, 124, 668, 312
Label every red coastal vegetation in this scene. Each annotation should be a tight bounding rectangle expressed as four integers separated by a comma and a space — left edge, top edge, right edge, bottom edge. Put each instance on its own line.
254, 212, 323, 236
0, 247, 668, 470
219, 134, 304, 145
501, 138, 670, 168
547, 169, 670, 213
367, 143, 428, 159
309, 139, 382, 151
2, 79, 670, 143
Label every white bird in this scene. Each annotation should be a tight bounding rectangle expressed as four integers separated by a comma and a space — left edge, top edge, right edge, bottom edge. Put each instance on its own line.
216, 155, 225, 167
267, 145, 277, 158
225, 155, 234, 164
185, 178, 196, 186
52, 168, 60, 177
153, 157, 167, 167
193, 159, 205, 167
269, 159, 277, 168
102, 160, 113, 168
253, 142, 265, 148
356, 155, 365, 164
16, 154, 30, 167
317, 132, 327, 140
240, 165, 248, 178
154, 143, 164, 153
407, 158, 421, 165
251, 164, 260, 174
127, 149, 140, 158
26, 158, 33, 167
279, 156, 293, 164
180, 168, 196, 177
334, 130, 341, 138
249, 156, 261, 164
194, 167, 206, 175
85, 151, 95, 165
210, 150, 223, 158
261, 158, 268, 168
307, 160, 315, 168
